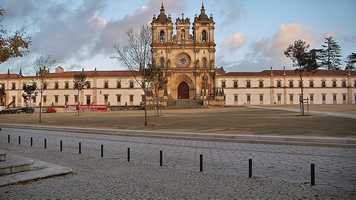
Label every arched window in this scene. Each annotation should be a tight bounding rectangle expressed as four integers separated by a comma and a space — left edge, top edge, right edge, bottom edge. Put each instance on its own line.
202, 57, 208, 68
202, 30, 207, 42
160, 57, 165, 68
181, 29, 185, 40
160, 30, 165, 43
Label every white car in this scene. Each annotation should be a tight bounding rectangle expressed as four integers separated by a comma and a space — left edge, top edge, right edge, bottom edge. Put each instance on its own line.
0, 106, 5, 112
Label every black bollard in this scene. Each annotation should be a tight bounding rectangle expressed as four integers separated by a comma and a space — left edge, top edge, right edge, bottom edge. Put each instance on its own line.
18, 136, 21, 145
200, 154, 203, 172
78, 142, 82, 154
60, 140, 63, 152
44, 138, 47, 149
7, 135, 10, 144
30, 137, 33, 146
160, 150, 163, 167
127, 147, 130, 162
311, 163, 315, 186
249, 159, 252, 178
100, 144, 103, 158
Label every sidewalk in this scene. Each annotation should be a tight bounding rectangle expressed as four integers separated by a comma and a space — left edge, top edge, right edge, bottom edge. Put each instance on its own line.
1, 123, 356, 148
249, 105, 356, 119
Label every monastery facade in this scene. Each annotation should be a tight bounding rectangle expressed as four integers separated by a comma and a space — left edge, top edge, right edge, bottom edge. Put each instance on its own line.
1, 4, 356, 109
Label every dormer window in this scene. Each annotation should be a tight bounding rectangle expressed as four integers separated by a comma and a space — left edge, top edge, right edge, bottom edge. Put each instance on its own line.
202, 30, 207, 43
160, 30, 165, 43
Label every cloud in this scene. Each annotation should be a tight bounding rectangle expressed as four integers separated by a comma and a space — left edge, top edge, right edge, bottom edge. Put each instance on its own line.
221, 32, 246, 51
233, 23, 318, 71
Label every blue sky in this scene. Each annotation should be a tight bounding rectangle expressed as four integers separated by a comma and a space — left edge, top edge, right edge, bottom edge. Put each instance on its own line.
1, 0, 355, 74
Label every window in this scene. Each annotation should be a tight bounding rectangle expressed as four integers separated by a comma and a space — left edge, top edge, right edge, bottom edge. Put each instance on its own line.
332, 80, 337, 87
221, 81, 226, 88
32, 96, 36, 103
202, 30, 207, 42
87, 81, 91, 89
309, 94, 314, 103
117, 81, 121, 88
104, 94, 109, 104
129, 95, 134, 102
246, 80, 251, 88
141, 95, 145, 102
117, 95, 121, 103
181, 29, 185, 40
233, 81, 238, 88
64, 95, 69, 104
343, 93, 347, 103
160, 57, 165, 68
160, 30, 165, 43
104, 81, 109, 89
333, 94, 337, 104
277, 94, 282, 103
11, 82, 16, 90
322, 94, 326, 103
277, 80, 282, 88
202, 57, 208, 68
259, 80, 264, 88
43, 95, 47, 104
86, 95, 91, 105
43, 82, 47, 90
129, 81, 134, 88
234, 94, 238, 102
309, 80, 314, 88
342, 80, 347, 88
354, 80, 356, 88
65, 82, 69, 89
246, 94, 251, 104
74, 95, 79, 103
55, 82, 59, 89
23, 83, 26, 89
289, 94, 294, 103
54, 95, 59, 104
259, 94, 264, 103
321, 80, 326, 88
289, 80, 293, 88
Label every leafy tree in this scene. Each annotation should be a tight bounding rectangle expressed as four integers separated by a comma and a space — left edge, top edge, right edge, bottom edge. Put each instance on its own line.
320, 36, 342, 70
73, 69, 89, 116
34, 55, 55, 123
149, 62, 167, 117
0, 8, 31, 64
284, 40, 318, 115
345, 53, 356, 71
114, 25, 157, 126
22, 82, 37, 108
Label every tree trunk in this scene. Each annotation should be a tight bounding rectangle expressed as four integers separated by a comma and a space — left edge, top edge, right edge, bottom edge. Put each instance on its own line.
77, 89, 80, 117
144, 89, 148, 126
298, 72, 305, 116
155, 88, 160, 117
39, 89, 43, 123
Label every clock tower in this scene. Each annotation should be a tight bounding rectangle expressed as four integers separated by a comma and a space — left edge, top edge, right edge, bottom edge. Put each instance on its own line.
151, 3, 216, 102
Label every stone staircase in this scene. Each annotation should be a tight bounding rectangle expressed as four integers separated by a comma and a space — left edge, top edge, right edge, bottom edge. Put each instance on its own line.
0, 150, 72, 187
167, 99, 205, 109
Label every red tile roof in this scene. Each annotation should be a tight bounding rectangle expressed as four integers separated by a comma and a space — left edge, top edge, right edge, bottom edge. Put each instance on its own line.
220, 69, 356, 77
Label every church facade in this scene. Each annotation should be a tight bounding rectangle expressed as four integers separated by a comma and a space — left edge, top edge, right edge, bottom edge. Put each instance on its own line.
1, 4, 356, 110
151, 4, 217, 102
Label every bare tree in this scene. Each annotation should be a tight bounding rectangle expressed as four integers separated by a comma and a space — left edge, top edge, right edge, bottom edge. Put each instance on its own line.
284, 40, 319, 115
73, 69, 89, 116
34, 55, 55, 123
114, 25, 154, 126
149, 62, 166, 116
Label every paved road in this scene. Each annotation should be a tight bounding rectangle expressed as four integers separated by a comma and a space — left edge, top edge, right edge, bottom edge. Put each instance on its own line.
1, 127, 356, 199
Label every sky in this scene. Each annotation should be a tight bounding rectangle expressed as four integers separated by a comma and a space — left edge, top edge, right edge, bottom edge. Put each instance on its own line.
0, 0, 355, 74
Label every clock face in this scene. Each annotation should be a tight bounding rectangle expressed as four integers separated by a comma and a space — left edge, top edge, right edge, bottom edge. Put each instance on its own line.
176, 53, 191, 67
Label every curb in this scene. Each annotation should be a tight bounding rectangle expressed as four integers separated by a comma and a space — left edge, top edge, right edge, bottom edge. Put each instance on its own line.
1, 123, 356, 148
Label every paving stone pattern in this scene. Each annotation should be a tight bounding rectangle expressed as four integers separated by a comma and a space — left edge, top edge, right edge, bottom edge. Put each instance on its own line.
0, 128, 355, 199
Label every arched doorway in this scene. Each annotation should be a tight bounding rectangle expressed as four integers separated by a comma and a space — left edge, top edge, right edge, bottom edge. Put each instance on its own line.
177, 82, 189, 99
